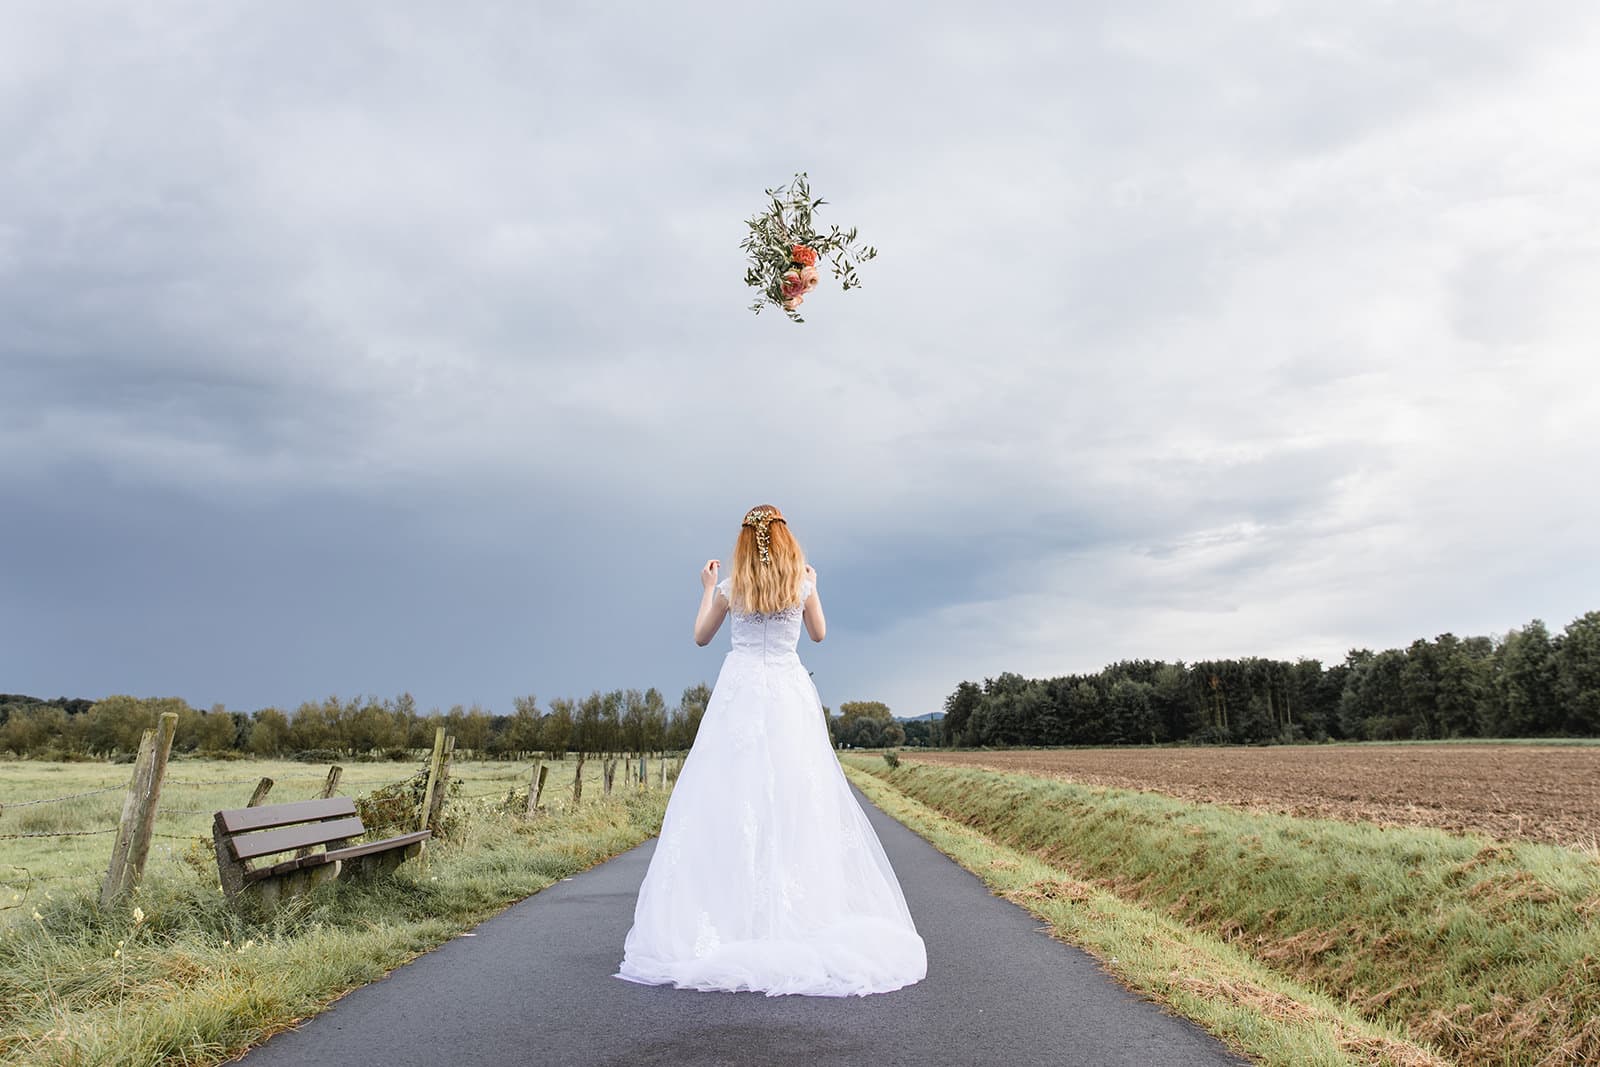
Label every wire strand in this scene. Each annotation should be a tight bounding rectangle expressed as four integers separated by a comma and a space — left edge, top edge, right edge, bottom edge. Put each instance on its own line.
0, 786, 123, 807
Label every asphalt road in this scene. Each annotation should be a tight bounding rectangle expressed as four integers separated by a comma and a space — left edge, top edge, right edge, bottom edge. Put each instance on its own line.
236, 783, 1249, 1067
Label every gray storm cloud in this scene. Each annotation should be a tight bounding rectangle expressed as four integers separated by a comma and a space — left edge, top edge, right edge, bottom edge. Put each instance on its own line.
3, 2, 1598, 716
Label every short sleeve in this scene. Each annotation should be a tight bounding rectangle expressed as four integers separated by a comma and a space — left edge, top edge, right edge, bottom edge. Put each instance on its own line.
715, 576, 732, 603
800, 573, 816, 601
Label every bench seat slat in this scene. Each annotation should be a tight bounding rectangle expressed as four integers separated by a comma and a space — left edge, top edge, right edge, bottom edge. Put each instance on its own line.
242, 852, 334, 884
324, 830, 431, 864
218, 797, 357, 834
229, 816, 366, 861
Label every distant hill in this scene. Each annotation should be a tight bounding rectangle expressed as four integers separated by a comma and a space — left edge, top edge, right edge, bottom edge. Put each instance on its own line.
895, 712, 944, 722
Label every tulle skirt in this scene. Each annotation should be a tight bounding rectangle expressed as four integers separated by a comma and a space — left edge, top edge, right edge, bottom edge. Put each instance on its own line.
615, 650, 927, 997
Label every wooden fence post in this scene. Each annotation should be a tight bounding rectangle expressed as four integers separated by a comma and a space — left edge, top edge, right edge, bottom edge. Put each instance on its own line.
639, 753, 647, 787
419, 729, 446, 832
293, 765, 347, 860
425, 736, 455, 831
523, 760, 544, 817
661, 755, 668, 789
572, 754, 585, 805
247, 778, 274, 806
602, 758, 616, 795
101, 712, 178, 906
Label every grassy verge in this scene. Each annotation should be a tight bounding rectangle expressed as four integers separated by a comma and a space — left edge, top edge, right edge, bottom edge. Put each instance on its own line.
845, 757, 1600, 1067
0, 788, 668, 1067
844, 762, 1444, 1067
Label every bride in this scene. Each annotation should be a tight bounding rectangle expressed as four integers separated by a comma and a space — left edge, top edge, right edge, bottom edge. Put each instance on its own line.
615, 505, 927, 997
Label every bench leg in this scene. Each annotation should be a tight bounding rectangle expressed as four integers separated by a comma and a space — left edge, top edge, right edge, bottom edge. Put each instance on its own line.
340, 841, 425, 881
257, 877, 281, 913
253, 863, 341, 914
213, 819, 249, 899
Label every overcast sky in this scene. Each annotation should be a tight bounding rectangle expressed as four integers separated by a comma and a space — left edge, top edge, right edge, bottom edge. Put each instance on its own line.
4, 2, 1598, 719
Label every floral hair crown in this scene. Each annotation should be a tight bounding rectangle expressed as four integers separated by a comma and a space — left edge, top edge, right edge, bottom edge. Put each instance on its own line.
742, 508, 785, 565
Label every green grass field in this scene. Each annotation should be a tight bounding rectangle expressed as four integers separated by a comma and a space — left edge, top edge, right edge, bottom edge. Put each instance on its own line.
0, 755, 650, 902
845, 755, 1600, 1067
0, 754, 672, 1066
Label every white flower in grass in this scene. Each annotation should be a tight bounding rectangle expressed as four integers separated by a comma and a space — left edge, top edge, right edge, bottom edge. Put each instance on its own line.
31, 909, 43, 923
132, 906, 145, 925
239, 939, 255, 953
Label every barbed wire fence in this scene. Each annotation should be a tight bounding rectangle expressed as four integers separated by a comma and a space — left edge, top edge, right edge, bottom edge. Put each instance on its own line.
3, 726, 682, 912
1, 729, 413, 910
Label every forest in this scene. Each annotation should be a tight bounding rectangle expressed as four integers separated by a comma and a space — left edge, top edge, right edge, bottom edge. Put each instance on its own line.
939, 611, 1600, 747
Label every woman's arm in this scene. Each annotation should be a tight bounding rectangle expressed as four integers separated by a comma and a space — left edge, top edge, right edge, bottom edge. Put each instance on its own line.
693, 559, 729, 646
802, 563, 826, 642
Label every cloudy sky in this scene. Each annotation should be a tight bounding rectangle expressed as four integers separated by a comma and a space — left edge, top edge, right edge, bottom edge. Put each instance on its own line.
4, 2, 1598, 719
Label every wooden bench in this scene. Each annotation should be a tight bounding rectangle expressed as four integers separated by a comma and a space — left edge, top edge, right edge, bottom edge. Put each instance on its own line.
212, 797, 430, 909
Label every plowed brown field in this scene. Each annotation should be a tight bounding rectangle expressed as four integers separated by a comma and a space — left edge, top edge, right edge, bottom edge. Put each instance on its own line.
903, 744, 1600, 850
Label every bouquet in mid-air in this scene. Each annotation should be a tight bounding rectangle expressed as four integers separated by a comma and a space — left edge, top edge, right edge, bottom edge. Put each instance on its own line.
742, 173, 877, 323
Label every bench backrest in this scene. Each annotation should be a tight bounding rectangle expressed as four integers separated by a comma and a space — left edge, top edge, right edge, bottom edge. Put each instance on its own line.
215, 797, 365, 862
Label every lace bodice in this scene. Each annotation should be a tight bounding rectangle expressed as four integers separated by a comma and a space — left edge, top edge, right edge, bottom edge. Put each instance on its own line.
716, 575, 815, 658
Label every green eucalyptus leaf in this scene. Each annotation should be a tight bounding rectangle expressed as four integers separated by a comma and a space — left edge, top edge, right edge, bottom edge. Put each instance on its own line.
743, 173, 871, 317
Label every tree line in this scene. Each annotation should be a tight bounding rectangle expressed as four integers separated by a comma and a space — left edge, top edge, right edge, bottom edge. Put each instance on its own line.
0, 687, 714, 761
16, 609, 1588, 760
0, 688, 939, 760
941, 611, 1600, 747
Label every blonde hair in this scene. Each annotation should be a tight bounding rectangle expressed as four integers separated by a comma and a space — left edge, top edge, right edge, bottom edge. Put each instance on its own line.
729, 504, 806, 614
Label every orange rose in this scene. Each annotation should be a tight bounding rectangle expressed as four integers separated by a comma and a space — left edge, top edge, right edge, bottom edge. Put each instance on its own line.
783, 294, 804, 311
799, 265, 820, 291
790, 245, 818, 267
780, 270, 806, 299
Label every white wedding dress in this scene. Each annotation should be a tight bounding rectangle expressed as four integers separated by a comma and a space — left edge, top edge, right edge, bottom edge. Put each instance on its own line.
615, 573, 927, 997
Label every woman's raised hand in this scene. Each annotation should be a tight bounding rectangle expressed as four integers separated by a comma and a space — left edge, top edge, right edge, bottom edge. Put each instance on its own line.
701, 559, 721, 590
